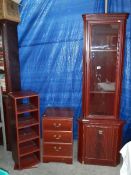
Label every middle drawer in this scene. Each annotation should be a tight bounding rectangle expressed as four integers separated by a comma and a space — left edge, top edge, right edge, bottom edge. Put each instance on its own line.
43, 131, 72, 143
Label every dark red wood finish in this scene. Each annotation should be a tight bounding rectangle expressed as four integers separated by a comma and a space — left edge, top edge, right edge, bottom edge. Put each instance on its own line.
0, 20, 21, 150
43, 107, 73, 164
78, 14, 128, 166
82, 14, 128, 119
78, 119, 124, 166
9, 91, 40, 169
0, 20, 21, 93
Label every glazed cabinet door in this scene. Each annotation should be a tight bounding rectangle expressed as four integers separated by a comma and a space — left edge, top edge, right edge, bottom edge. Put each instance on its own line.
89, 23, 119, 117
82, 14, 128, 119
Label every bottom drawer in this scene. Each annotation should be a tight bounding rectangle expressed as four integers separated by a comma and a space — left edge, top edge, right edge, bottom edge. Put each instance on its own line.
43, 143, 72, 157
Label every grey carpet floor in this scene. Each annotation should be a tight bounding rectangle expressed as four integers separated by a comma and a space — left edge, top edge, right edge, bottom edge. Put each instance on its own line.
0, 141, 121, 175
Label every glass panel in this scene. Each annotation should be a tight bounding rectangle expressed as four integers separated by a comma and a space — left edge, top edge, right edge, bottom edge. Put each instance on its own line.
0, 30, 6, 91
89, 24, 119, 115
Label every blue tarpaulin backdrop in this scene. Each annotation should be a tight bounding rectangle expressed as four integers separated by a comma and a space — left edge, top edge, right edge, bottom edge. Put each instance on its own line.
108, 0, 131, 145
18, 0, 131, 143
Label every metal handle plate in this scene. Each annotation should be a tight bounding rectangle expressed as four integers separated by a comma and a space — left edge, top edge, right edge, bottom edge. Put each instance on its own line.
53, 134, 62, 140
98, 130, 103, 135
53, 146, 62, 152
53, 123, 61, 128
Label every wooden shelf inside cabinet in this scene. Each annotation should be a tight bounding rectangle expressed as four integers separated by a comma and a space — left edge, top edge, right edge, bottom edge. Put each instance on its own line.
9, 91, 41, 169
9, 91, 39, 99
17, 104, 38, 114
19, 140, 40, 157
18, 115, 39, 129
15, 152, 40, 170
19, 127, 39, 143
0, 61, 4, 67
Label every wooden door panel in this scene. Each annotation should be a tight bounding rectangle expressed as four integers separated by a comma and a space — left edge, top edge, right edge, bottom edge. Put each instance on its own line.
84, 124, 115, 160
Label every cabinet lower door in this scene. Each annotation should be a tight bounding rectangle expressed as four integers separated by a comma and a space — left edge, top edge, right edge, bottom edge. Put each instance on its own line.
85, 125, 115, 163
78, 120, 122, 166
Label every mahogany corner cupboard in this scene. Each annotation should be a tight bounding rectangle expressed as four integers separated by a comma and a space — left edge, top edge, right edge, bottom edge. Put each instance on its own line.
78, 14, 128, 166
0, 19, 21, 150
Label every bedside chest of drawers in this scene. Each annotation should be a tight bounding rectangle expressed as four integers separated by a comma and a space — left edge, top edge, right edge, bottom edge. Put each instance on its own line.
42, 107, 74, 164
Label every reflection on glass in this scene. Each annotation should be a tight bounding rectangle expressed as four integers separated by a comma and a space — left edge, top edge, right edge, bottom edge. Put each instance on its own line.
89, 24, 119, 115
89, 92, 115, 115
90, 51, 116, 92
91, 24, 118, 51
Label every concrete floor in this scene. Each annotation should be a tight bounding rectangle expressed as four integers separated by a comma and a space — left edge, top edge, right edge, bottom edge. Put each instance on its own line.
0, 141, 121, 175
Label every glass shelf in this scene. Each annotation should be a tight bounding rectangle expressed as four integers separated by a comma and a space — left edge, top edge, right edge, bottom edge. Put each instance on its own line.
91, 49, 117, 52
90, 91, 115, 94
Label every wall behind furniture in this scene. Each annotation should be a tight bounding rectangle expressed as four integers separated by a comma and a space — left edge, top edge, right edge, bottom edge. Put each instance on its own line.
17, 0, 104, 138
108, 0, 131, 145
18, 0, 131, 143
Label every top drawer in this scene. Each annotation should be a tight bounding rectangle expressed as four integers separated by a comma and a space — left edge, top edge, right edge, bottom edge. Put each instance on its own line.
43, 119, 72, 131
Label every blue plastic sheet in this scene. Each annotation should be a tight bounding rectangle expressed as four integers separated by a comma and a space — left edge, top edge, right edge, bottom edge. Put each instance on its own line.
18, 0, 131, 142
18, 0, 105, 138
108, 0, 131, 145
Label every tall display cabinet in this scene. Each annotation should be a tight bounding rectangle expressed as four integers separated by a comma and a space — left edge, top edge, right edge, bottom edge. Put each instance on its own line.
78, 14, 128, 166
0, 20, 21, 150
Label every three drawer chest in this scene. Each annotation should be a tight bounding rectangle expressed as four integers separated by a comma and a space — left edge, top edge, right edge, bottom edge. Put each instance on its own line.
42, 107, 74, 164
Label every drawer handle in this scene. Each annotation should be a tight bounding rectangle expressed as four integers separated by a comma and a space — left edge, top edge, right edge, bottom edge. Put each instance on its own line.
98, 130, 103, 135
53, 134, 62, 140
53, 146, 62, 152
53, 123, 61, 128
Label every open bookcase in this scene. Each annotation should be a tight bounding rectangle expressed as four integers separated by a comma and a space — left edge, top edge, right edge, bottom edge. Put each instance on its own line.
9, 91, 41, 169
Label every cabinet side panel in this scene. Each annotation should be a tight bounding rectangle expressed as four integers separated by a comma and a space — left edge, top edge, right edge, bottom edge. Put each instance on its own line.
10, 98, 18, 164
78, 120, 84, 163
3, 95, 12, 150
2, 21, 21, 92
